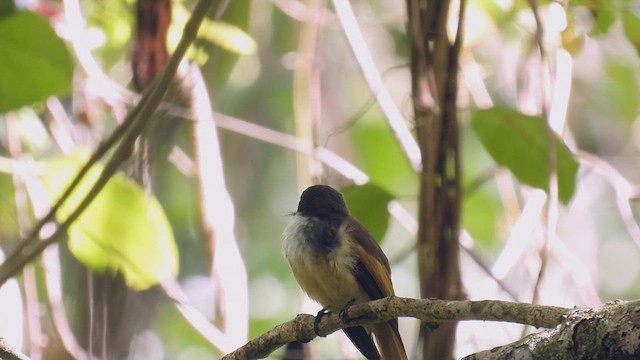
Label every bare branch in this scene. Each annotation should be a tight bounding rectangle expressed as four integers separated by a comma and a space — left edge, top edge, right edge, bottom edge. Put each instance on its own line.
43, 246, 99, 360
0, 338, 30, 360
222, 297, 570, 359
188, 64, 249, 348
331, 0, 422, 171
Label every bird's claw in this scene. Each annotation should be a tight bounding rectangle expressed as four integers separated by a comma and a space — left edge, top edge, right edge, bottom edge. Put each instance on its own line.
314, 308, 329, 336
339, 298, 356, 323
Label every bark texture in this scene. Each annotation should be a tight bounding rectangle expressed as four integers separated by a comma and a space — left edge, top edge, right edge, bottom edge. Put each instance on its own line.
406, 0, 467, 358
464, 300, 640, 360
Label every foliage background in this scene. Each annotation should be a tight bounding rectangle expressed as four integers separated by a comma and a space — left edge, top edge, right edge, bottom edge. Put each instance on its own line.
1, 0, 640, 358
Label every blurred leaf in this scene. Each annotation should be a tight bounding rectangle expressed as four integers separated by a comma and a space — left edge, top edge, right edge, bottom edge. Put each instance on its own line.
590, 1, 616, 35
605, 62, 640, 120
471, 107, 579, 204
0, 175, 19, 243
351, 118, 417, 194
0, 11, 73, 112
463, 187, 500, 247
571, 0, 617, 35
86, 1, 134, 68
623, 9, 640, 57
153, 302, 219, 358
42, 151, 178, 290
171, 7, 256, 62
342, 183, 394, 242
475, 0, 520, 38
0, 0, 16, 17
199, 20, 257, 55
172, 4, 257, 55
388, 27, 409, 58
169, 1, 252, 90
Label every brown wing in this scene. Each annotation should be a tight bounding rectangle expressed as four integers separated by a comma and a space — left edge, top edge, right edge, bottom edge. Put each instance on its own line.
344, 218, 394, 299
344, 218, 408, 360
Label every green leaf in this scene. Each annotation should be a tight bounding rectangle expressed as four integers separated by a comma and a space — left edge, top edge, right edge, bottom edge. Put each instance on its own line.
623, 9, 640, 57
0, 0, 16, 17
463, 187, 500, 247
471, 107, 579, 204
590, 1, 616, 36
0, 174, 19, 241
571, 0, 617, 35
0, 11, 73, 112
351, 117, 417, 194
201, 0, 252, 91
42, 151, 178, 290
199, 20, 257, 55
342, 183, 394, 242
605, 62, 640, 119
170, 4, 256, 59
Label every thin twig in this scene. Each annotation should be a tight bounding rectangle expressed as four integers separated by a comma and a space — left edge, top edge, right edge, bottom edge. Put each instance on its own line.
331, 0, 422, 171
323, 63, 409, 146
578, 151, 640, 248
526, 0, 556, 309
188, 63, 249, 348
6, 114, 46, 360
43, 246, 99, 360
292, 0, 324, 186
160, 279, 235, 354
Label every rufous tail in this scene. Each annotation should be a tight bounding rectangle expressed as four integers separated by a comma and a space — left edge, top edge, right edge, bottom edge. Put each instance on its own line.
372, 321, 407, 360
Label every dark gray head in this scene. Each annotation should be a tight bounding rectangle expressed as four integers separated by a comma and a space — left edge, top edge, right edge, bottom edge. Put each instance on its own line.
297, 185, 349, 218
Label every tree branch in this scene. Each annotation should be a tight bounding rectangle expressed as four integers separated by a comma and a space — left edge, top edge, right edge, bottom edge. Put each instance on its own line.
0, 337, 30, 360
463, 299, 640, 359
222, 297, 570, 359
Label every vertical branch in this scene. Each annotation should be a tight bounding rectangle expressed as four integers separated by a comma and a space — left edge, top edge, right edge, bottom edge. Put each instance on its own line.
22, 267, 42, 360
43, 247, 98, 360
5, 115, 42, 360
188, 64, 249, 349
332, 0, 422, 171
407, 0, 467, 358
293, 0, 325, 189
133, 0, 172, 91
10, 113, 92, 358
525, 0, 557, 307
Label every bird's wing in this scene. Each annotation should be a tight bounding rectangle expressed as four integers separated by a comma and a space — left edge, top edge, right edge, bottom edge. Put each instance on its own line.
344, 218, 394, 299
344, 218, 407, 360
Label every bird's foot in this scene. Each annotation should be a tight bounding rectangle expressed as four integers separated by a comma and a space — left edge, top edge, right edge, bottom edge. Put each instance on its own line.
314, 308, 329, 337
339, 298, 357, 323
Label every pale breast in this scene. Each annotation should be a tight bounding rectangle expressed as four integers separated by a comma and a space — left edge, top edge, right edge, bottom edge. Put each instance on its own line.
283, 215, 368, 310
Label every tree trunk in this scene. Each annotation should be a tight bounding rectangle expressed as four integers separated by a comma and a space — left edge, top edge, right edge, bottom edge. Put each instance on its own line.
406, 0, 467, 358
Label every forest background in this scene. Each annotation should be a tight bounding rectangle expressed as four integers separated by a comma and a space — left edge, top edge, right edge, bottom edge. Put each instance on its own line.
1, 0, 640, 358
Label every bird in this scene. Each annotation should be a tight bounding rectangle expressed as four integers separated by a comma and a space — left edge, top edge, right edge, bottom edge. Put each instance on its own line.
282, 185, 407, 360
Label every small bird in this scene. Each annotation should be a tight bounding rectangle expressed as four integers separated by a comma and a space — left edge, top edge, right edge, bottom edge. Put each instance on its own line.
282, 185, 407, 360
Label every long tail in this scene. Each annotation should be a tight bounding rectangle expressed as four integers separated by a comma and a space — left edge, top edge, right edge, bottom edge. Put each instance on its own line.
372, 320, 407, 360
